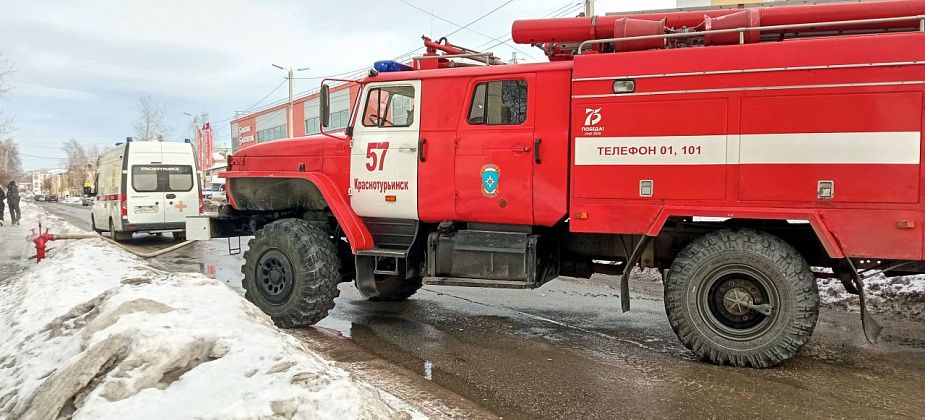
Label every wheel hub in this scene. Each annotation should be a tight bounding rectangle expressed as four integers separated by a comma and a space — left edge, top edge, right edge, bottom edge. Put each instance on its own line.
722, 285, 756, 316
701, 270, 778, 340
256, 249, 294, 304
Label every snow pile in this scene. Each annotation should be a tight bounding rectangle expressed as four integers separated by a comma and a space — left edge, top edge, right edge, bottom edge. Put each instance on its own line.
817, 275, 925, 320
0, 219, 421, 419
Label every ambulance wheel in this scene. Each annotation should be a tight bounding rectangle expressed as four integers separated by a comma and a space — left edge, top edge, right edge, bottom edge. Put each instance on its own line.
91, 214, 102, 234
369, 275, 423, 302
108, 218, 132, 242
242, 218, 340, 328
664, 229, 819, 368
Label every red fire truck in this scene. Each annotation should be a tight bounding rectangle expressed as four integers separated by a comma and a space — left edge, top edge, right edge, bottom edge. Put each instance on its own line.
192, 0, 925, 367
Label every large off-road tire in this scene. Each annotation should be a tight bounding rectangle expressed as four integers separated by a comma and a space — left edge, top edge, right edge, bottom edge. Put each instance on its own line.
664, 229, 819, 368
368, 275, 423, 302
242, 218, 341, 328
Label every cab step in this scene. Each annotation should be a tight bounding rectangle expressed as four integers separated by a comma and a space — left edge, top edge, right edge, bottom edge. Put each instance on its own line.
355, 248, 409, 258
423, 277, 537, 289
356, 248, 408, 275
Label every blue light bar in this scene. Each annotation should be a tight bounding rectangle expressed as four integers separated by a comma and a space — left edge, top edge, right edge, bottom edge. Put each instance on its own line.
374, 60, 412, 73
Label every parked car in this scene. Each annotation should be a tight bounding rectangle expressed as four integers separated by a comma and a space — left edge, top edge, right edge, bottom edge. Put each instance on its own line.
81, 196, 94, 206
46, 195, 59, 202
202, 183, 226, 200
34, 195, 45, 202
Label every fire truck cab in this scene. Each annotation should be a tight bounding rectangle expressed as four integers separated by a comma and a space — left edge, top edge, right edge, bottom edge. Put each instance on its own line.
197, 0, 925, 367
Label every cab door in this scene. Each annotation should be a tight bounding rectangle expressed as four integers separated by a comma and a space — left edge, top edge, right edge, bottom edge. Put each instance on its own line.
455, 75, 535, 225
350, 80, 422, 219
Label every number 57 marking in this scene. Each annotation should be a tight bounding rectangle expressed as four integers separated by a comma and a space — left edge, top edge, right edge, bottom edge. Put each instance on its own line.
366, 142, 390, 171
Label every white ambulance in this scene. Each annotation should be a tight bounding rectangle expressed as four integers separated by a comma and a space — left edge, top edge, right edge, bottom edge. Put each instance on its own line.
91, 141, 202, 241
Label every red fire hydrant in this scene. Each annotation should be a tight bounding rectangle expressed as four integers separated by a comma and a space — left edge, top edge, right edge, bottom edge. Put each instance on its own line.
28, 224, 101, 263
29, 227, 55, 263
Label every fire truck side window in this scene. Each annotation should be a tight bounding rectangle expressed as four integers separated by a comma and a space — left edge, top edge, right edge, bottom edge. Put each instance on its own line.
362, 86, 415, 128
467, 80, 527, 125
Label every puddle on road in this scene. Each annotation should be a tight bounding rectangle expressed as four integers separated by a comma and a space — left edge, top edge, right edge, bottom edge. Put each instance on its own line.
148, 237, 250, 294
316, 316, 354, 338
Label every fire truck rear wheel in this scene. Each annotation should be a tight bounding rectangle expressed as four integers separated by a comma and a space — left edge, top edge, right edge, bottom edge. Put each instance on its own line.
664, 229, 819, 368
369, 275, 423, 302
242, 218, 340, 328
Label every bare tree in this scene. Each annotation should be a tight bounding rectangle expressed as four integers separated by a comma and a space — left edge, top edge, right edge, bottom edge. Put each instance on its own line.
62, 139, 99, 193
0, 139, 23, 185
0, 54, 18, 185
0, 53, 13, 138
133, 95, 171, 141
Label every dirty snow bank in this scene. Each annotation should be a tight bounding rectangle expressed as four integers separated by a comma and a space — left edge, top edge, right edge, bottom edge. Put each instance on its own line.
0, 216, 421, 419
817, 274, 925, 321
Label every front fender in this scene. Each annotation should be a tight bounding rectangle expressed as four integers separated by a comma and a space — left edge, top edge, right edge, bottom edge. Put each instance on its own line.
221, 171, 374, 252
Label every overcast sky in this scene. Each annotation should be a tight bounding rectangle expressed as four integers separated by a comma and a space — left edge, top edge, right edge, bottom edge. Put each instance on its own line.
0, 0, 673, 171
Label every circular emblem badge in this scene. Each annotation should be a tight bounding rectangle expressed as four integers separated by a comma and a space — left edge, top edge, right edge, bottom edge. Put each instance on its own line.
480, 164, 500, 198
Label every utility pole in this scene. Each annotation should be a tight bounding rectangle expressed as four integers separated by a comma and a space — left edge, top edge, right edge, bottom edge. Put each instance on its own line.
272, 64, 310, 139
585, 0, 594, 17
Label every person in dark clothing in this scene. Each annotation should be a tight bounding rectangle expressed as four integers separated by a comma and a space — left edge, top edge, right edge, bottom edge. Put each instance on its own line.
7, 181, 20, 225
0, 186, 5, 225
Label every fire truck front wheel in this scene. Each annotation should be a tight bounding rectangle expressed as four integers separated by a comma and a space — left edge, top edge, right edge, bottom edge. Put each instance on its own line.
242, 218, 341, 328
664, 229, 819, 368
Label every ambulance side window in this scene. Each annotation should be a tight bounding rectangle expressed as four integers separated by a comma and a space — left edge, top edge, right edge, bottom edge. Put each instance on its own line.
132, 167, 159, 192
167, 168, 194, 191
468, 80, 527, 125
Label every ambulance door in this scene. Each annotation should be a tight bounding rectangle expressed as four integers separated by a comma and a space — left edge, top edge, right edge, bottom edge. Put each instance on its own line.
161, 165, 197, 225
455, 75, 535, 225
350, 81, 421, 219
127, 165, 167, 226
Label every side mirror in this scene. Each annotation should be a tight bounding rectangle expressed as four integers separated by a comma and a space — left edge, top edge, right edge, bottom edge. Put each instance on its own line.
320, 84, 331, 128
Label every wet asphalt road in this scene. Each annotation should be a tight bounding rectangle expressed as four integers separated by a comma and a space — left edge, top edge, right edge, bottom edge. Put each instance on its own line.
39, 202, 925, 419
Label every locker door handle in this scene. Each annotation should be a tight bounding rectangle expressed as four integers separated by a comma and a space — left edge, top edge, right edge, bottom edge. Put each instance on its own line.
166, 194, 176, 199
418, 138, 427, 162
534, 138, 542, 164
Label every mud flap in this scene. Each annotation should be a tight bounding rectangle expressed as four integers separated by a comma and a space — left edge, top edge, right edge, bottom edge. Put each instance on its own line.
355, 255, 380, 298
844, 258, 882, 344
620, 236, 653, 313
